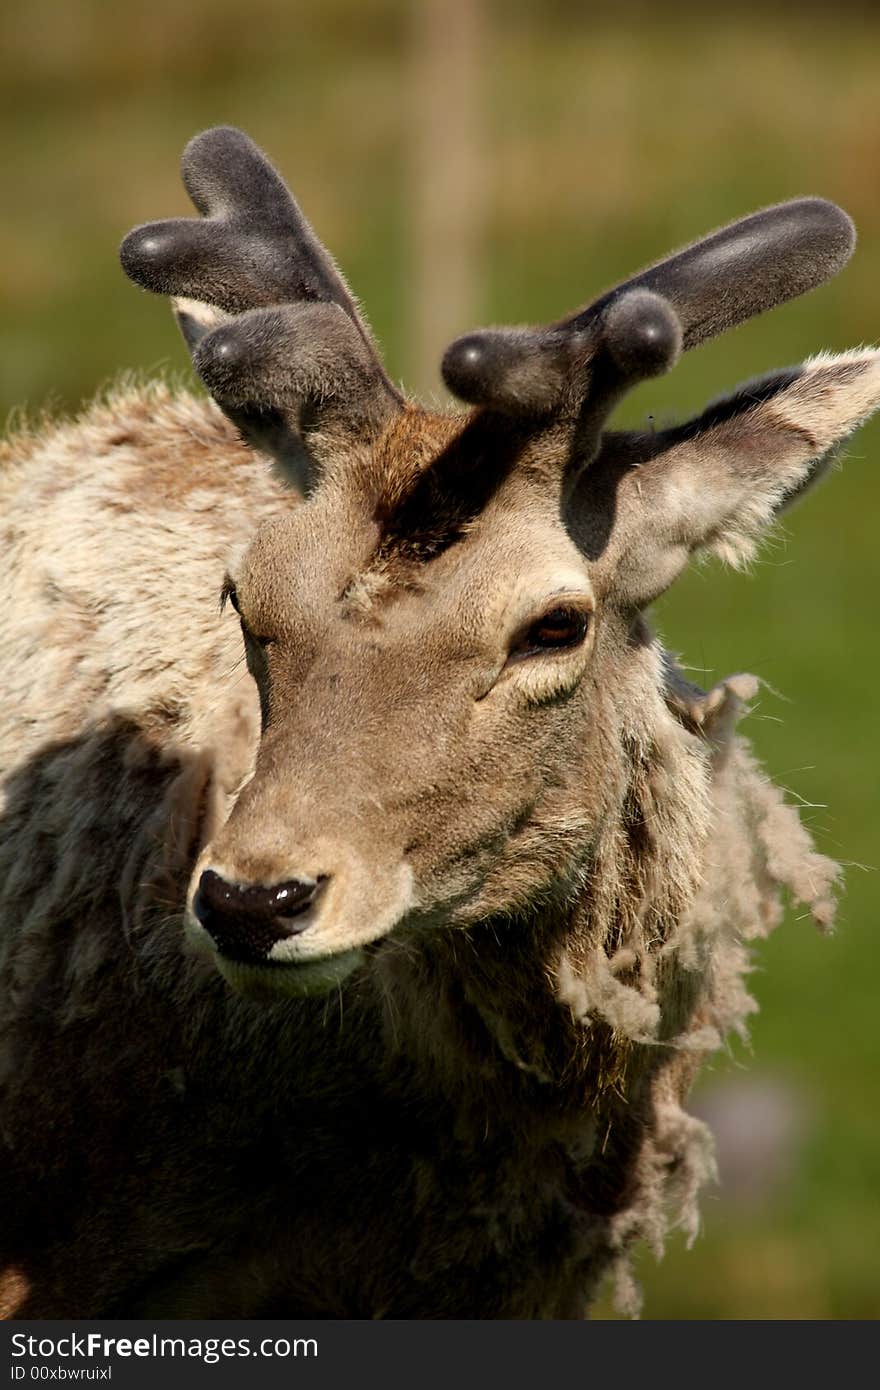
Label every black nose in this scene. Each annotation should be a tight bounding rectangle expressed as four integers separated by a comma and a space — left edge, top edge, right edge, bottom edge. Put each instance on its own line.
192, 869, 328, 964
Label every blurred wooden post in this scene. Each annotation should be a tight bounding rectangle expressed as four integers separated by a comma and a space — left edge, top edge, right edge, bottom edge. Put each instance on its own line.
408, 0, 486, 400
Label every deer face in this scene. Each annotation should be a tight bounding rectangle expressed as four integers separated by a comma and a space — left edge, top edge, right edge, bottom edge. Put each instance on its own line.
121, 128, 880, 996
186, 419, 619, 996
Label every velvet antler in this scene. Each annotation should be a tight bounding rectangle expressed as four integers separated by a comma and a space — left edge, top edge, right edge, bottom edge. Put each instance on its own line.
120, 127, 402, 492
442, 198, 855, 468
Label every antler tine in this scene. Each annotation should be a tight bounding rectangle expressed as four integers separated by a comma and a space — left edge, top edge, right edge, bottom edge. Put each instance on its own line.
442, 288, 682, 418
442, 197, 855, 428
191, 301, 395, 494
442, 286, 684, 478
120, 127, 401, 493
122, 127, 365, 326
570, 196, 855, 348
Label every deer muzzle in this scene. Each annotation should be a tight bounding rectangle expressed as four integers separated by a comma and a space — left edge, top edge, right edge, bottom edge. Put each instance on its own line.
192, 868, 329, 963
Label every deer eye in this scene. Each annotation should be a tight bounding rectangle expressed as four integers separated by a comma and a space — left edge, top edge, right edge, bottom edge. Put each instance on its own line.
511, 605, 591, 660
220, 577, 241, 615
221, 577, 274, 649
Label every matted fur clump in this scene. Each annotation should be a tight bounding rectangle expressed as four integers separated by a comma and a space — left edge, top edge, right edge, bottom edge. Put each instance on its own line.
0, 128, 874, 1320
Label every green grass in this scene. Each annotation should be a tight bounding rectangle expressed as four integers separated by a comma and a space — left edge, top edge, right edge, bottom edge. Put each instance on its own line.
2, 0, 877, 1318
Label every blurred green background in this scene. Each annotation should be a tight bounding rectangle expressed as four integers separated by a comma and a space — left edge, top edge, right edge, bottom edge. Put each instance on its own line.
1, 0, 877, 1319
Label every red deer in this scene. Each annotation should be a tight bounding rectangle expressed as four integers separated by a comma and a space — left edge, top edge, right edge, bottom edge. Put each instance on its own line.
0, 128, 876, 1318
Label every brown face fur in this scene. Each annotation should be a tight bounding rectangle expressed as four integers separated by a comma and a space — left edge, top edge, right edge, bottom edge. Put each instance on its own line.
188, 409, 628, 993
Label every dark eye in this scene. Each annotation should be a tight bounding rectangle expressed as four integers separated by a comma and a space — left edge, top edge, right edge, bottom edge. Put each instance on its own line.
220, 577, 241, 615
221, 577, 273, 649
512, 606, 591, 660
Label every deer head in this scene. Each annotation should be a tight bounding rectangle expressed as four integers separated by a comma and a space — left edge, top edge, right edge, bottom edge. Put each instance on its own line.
121, 127, 880, 999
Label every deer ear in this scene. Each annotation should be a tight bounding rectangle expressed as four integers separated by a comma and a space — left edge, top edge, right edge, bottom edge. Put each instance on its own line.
583, 349, 880, 607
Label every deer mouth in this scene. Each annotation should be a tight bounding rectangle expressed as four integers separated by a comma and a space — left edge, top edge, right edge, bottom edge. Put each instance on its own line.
211, 949, 367, 1000
183, 896, 368, 997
